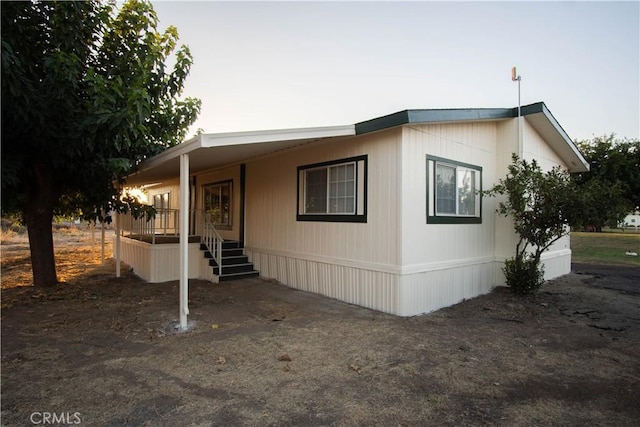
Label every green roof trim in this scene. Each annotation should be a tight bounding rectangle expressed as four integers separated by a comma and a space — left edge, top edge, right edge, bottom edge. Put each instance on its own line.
354, 101, 588, 172
520, 102, 573, 148
354, 102, 556, 135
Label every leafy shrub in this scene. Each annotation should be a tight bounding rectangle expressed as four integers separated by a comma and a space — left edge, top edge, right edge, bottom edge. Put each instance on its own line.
503, 254, 545, 295
485, 154, 582, 295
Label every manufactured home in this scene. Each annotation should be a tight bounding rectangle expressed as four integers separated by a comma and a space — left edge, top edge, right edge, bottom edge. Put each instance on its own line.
622, 212, 640, 231
119, 102, 588, 320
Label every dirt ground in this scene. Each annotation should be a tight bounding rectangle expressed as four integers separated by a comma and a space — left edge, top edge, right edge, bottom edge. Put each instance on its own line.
1, 228, 639, 426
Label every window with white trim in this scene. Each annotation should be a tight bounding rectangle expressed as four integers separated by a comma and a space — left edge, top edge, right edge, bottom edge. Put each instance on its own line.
427, 156, 482, 224
297, 156, 367, 222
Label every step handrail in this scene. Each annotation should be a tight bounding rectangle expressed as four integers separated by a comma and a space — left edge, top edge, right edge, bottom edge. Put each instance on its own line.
201, 220, 223, 276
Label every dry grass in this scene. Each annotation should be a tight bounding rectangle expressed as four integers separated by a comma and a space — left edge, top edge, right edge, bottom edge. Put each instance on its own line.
1, 225, 114, 289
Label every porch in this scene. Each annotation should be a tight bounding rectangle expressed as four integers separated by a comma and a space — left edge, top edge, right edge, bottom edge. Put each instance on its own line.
117, 209, 258, 283
126, 235, 201, 244
119, 208, 201, 244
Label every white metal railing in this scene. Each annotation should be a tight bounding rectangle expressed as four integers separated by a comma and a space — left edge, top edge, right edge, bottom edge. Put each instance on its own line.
120, 209, 198, 243
120, 208, 223, 275
201, 219, 224, 276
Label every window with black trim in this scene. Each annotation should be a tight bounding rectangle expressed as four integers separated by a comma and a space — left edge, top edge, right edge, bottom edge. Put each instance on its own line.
427, 156, 481, 224
297, 155, 367, 222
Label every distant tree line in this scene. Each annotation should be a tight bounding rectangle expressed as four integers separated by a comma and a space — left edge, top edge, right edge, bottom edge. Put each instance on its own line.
572, 135, 639, 231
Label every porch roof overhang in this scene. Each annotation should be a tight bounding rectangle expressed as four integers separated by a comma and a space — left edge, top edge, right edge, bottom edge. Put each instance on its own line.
124, 125, 356, 186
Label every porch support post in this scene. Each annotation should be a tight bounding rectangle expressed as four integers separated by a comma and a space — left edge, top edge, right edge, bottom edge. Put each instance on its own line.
101, 217, 105, 266
115, 211, 121, 278
179, 153, 190, 329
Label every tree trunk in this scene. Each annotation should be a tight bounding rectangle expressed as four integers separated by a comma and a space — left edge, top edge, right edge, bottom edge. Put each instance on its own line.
24, 161, 58, 287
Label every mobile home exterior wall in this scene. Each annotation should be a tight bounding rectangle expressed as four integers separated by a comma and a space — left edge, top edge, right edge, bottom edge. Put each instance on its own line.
397, 121, 500, 315
244, 128, 405, 314
123, 105, 582, 316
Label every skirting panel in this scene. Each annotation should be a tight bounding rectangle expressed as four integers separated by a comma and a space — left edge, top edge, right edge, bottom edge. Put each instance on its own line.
118, 237, 202, 283
245, 249, 570, 317
246, 250, 501, 317
399, 261, 497, 316
540, 249, 571, 280
494, 249, 572, 285
119, 238, 152, 281
247, 249, 402, 315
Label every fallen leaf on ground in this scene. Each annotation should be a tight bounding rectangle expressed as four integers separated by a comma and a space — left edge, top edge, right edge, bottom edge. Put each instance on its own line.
278, 354, 292, 362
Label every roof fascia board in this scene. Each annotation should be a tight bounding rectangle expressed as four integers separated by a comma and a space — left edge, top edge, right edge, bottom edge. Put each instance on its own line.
519, 102, 544, 116
200, 125, 355, 148
356, 108, 514, 134
407, 108, 514, 124
355, 110, 410, 135
135, 134, 203, 173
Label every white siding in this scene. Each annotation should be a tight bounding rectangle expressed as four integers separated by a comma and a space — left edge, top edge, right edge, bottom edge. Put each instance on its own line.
243, 130, 402, 312
494, 119, 522, 263
396, 122, 502, 315
496, 118, 519, 167
147, 180, 180, 210
245, 129, 402, 266
400, 122, 498, 265
522, 118, 565, 170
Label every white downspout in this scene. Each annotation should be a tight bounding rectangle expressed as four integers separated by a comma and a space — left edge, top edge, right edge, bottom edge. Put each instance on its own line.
179, 153, 190, 329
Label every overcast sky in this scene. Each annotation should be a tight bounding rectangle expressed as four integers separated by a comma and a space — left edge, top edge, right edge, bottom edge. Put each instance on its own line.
151, 1, 640, 141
